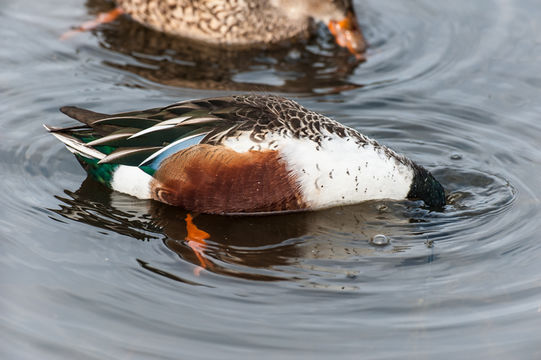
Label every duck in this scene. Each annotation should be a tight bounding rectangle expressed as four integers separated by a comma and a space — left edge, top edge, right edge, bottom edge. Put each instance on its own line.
68, 0, 366, 59
45, 94, 445, 214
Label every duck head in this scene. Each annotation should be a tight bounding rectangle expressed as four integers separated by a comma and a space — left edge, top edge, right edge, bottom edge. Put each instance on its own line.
407, 164, 446, 208
274, 0, 366, 59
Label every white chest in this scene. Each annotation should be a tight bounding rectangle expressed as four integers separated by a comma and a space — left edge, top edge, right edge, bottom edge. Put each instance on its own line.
280, 135, 414, 209
222, 131, 415, 209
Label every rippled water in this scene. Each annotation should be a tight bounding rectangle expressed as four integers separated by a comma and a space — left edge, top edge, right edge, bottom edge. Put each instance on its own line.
2, 0, 541, 358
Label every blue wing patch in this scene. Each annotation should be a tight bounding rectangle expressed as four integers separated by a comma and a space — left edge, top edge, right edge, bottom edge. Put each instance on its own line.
139, 133, 207, 171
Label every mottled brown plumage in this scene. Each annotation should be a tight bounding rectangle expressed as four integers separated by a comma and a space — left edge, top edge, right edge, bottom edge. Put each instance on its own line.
115, 0, 365, 54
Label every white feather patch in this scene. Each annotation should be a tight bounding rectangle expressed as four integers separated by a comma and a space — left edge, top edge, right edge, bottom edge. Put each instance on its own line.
280, 134, 414, 209
110, 166, 152, 199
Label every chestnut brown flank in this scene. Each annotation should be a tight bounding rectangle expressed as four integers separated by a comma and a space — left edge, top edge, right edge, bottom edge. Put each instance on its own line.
150, 144, 306, 214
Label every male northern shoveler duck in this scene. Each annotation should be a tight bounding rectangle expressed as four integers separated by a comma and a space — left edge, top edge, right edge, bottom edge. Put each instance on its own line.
67, 0, 366, 58
46, 95, 445, 214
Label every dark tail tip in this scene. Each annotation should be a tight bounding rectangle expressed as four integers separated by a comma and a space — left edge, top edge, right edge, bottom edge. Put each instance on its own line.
60, 106, 109, 125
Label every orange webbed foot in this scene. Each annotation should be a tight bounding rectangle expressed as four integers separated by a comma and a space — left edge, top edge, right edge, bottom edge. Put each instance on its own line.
61, 7, 124, 40
185, 213, 211, 275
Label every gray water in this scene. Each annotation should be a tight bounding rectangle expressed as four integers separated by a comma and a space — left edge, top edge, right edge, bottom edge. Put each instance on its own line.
2, 0, 541, 359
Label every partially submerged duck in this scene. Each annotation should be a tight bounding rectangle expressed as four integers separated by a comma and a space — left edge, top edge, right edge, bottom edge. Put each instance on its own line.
46, 94, 445, 214
67, 0, 366, 58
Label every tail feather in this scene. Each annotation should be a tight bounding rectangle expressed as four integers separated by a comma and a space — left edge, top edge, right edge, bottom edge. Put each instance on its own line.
44, 124, 105, 160
60, 106, 110, 125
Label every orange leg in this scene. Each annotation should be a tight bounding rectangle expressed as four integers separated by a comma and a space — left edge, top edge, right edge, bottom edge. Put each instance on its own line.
185, 213, 211, 275
61, 7, 124, 40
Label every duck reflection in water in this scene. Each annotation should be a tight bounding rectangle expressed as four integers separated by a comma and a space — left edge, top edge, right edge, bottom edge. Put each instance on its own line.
51, 177, 430, 282
65, 0, 366, 94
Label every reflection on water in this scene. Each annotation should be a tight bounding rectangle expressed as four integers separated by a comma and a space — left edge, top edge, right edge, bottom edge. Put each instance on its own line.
51, 177, 415, 282
50, 163, 515, 285
83, 0, 363, 94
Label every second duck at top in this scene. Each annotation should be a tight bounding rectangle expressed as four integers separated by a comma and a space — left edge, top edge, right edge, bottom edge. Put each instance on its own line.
115, 0, 366, 58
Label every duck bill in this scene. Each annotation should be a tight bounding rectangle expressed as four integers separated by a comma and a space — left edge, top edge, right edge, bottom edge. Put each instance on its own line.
328, 12, 366, 60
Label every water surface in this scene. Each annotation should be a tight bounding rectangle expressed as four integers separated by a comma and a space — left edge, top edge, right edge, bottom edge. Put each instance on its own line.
2, 0, 541, 359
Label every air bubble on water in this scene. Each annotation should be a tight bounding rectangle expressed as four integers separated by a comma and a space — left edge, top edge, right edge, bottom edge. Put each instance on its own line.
370, 234, 390, 246
450, 153, 463, 160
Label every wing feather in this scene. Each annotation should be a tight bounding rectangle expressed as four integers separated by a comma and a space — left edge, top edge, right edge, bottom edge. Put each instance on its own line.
52, 95, 287, 171
98, 147, 162, 166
